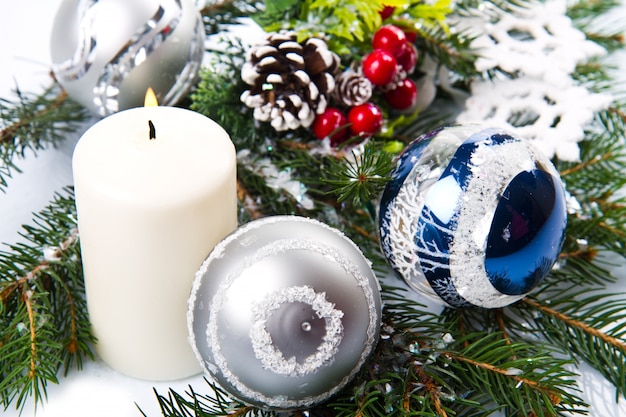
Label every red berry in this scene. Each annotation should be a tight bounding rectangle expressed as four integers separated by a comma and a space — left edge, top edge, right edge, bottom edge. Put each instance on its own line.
404, 31, 418, 43
385, 78, 418, 110
348, 103, 383, 136
396, 41, 418, 74
372, 25, 406, 55
312, 108, 349, 145
362, 50, 398, 86
379, 5, 395, 19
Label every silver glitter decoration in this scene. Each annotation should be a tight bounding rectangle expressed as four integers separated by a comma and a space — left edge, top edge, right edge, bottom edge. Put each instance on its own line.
381, 126, 479, 306
449, 137, 554, 308
250, 285, 344, 377
188, 216, 382, 410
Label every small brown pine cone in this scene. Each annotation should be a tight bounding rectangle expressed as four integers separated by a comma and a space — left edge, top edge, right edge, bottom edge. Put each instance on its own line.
332, 67, 373, 107
240, 31, 340, 131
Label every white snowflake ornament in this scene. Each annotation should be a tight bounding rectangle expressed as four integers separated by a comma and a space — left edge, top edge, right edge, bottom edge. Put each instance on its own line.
457, 77, 612, 161
458, 0, 605, 83
453, 0, 612, 161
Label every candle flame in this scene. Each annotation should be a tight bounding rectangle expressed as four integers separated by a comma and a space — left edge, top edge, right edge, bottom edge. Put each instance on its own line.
144, 88, 158, 107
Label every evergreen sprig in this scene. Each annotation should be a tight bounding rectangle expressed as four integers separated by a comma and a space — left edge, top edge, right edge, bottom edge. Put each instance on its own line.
557, 108, 626, 258
520, 287, 626, 400
142, 379, 274, 417
191, 40, 277, 151
150, 285, 590, 417
254, 0, 451, 57
257, 0, 407, 52
200, 0, 265, 35
359, 286, 589, 417
568, 0, 625, 53
322, 142, 394, 206
443, 335, 586, 416
0, 188, 95, 413
0, 84, 87, 192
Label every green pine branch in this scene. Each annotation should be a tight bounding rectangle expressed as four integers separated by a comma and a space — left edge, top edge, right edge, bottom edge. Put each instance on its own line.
443, 335, 586, 416
200, 0, 266, 36
322, 142, 394, 207
368, 287, 588, 417
519, 288, 626, 400
190, 42, 277, 151
142, 380, 274, 417
236, 166, 309, 219
0, 84, 88, 192
556, 107, 626, 259
255, 0, 404, 54
150, 286, 590, 417
568, 0, 626, 53
0, 188, 95, 413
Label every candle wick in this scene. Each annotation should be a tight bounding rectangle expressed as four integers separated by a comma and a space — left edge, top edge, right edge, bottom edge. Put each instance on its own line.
148, 120, 156, 140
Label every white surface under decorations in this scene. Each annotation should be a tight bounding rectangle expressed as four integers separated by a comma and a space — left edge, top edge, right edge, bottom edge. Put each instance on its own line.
0, 1, 625, 416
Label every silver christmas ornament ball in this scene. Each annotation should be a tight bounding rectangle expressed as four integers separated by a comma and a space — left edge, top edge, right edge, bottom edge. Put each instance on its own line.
188, 216, 382, 410
50, 0, 205, 116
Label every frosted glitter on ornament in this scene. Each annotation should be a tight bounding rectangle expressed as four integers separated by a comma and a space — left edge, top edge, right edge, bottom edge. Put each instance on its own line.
188, 216, 382, 410
50, 0, 205, 116
378, 126, 567, 309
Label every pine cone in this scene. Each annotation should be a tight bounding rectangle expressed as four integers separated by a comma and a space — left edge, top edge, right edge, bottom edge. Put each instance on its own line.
333, 67, 373, 107
240, 32, 340, 131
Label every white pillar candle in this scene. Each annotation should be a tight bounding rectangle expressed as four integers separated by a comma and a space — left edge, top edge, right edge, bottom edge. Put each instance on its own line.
72, 98, 237, 380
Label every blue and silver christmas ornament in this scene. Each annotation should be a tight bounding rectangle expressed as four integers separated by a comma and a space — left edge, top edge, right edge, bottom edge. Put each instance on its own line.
378, 126, 567, 309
